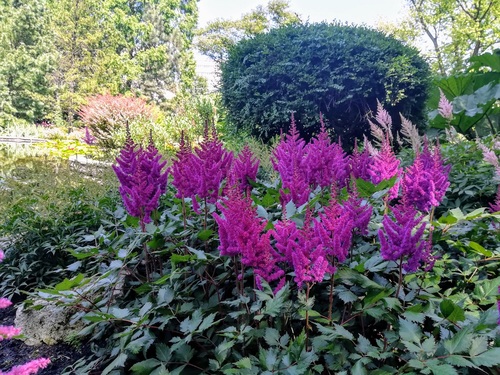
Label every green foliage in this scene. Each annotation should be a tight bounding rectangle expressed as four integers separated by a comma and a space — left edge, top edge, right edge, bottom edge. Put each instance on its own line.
220, 23, 431, 146
429, 51, 500, 136
196, 0, 300, 62
0, 152, 117, 298
0, 0, 55, 126
381, 0, 499, 75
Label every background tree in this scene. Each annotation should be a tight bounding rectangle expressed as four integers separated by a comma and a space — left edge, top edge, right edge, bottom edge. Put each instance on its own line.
381, 0, 499, 75
0, 0, 55, 125
220, 23, 431, 147
196, 0, 300, 63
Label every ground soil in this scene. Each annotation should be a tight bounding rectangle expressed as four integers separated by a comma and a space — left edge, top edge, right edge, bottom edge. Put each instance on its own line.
0, 304, 91, 374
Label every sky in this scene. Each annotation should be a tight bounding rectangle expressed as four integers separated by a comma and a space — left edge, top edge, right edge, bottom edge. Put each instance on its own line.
195, 0, 410, 89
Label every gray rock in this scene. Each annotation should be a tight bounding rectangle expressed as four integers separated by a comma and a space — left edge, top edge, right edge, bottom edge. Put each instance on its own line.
14, 299, 84, 346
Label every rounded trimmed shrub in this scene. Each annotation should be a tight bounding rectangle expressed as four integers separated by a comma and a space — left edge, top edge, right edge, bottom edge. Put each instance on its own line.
220, 22, 431, 146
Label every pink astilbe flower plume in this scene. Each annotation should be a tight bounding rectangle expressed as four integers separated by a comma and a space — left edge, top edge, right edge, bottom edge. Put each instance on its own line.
490, 186, 500, 213
378, 199, 429, 272
171, 131, 197, 200
438, 89, 453, 120
229, 145, 259, 193
82, 126, 96, 145
213, 188, 285, 291
190, 122, 233, 208
272, 211, 329, 288
343, 188, 373, 236
0, 298, 11, 309
315, 196, 355, 266
369, 135, 402, 199
0, 358, 51, 375
349, 139, 372, 182
113, 131, 168, 226
305, 115, 349, 189
272, 114, 310, 206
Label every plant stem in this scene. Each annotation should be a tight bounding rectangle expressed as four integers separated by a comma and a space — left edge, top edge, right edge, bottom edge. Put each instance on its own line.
305, 282, 311, 351
396, 257, 403, 299
328, 274, 335, 323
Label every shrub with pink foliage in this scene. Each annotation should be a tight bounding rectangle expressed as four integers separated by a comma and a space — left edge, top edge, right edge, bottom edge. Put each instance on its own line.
78, 93, 157, 148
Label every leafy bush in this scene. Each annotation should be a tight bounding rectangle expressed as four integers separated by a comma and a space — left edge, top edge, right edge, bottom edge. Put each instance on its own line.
0, 153, 118, 299
28, 122, 500, 374
220, 22, 430, 146
78, 93, 159, 149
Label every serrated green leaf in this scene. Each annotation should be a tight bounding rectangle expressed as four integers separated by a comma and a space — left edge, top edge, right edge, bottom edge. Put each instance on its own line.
471, 348, 500, 366
443, 327, 472, 354
235, 357, 252, 369
468, 241, 492, 257
198, 312, 218, 332
102, 353, 128, 375
156, 343, 171, 362
197, 229, 214, 241
180, 310, 203, 334
440, 299, 465, 323
444, 355, 479, 369
427, 362, 458, 375
399, 318, 421, 343
130, 359, 161, 375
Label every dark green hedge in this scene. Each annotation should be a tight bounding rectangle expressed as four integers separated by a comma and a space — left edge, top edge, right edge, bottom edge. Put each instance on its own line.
220, 23, 431, 146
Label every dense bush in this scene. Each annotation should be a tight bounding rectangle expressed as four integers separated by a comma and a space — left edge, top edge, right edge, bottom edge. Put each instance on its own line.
220, 23, 431, 146
78, 94, 159, 149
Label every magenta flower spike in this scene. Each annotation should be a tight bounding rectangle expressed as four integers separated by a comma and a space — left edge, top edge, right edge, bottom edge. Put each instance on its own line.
113, 134, 168, 226
490, 186, 500, 213
378, 200, 428, 272
369, 135, 402, 199
191, 124, 233, 205
344, 189, 373, 236
213, 188, 284, 291
403, 141, 450, 212
305, 116, 349, 189
230, 145, 259, 193
349, 140, 372, 182
316, 196, 355, 265
171, 131, 198, 202
82, 126, 96, 145
271, 114, 310, 206
271, 211, 329, 288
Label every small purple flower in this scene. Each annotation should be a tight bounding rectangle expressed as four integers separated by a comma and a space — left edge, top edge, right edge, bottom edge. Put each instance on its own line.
82, 126, 96, 145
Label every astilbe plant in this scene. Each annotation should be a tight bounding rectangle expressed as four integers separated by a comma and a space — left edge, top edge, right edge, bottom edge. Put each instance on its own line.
213, 187, 285, 292
369, 135, 402, 200
228, 145, 259, 194
0, 250, 50, 375
304, 116, 349, 190
113, 133, 168, 228
402, 141, 450, 214
271, 115, 310, 206
189, 123, 233, 214
349, 140, 372, 181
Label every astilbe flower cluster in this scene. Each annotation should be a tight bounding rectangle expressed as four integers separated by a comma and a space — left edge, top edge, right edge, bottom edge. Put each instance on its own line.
438, 89, 453, 120
369, 135, 402, 199
213, 188, 284, 291
272, 211, 330, 288
189, 124, 233, 211
315, 197, 355, 266
82, 126, 96, 145
305, 117, 349, 189
0, 250, 50, 375
171, 131, 197, 200
271, 115, 310, 206
477, 142, 500, 212
378, 200, 429, 272
113, 133, 168, 227
402, 142, 450, 213
228, 145, 259, 193
349, 140, 372, 181
343, 189, 373, 236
